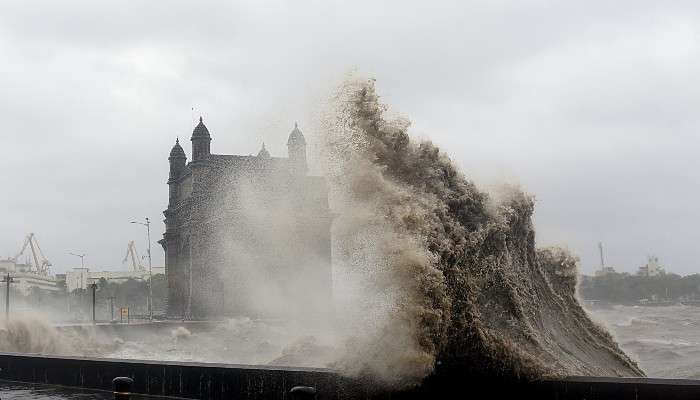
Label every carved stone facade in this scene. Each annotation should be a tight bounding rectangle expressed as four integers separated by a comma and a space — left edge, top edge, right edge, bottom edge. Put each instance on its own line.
160, 119, 332, 319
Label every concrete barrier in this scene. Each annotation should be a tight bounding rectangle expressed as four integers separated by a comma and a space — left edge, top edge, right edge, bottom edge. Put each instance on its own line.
0, 352, 356, 399
1, 352, 700, 399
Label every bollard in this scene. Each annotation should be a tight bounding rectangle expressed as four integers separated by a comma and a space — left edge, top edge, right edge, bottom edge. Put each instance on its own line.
290, 386, 317, 400
112, 376, 134, 400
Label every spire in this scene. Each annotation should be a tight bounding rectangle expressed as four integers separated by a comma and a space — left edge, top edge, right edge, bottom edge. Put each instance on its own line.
191, 116, 211, 161
191, 116, 210, 139
287, 122, 307, 174
169, 137, 187, 183
257, 142, 271, 158
169, 137, 186, 159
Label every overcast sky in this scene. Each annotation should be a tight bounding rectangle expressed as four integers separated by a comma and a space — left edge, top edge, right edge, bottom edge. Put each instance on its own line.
1, 0, 699, 275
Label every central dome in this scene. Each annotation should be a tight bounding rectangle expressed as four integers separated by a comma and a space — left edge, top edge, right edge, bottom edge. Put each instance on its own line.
287, 122, 306, 146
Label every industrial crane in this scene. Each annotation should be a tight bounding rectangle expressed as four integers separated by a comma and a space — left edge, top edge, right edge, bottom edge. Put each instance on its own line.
13, 233, 52, 276
122, 240, 145, 272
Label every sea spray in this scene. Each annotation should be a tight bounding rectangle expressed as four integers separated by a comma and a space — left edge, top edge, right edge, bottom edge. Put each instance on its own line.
322, 78, 643, 387
0, 315, 115, 356
0, 316, 73, 355
171, 326, 192, 340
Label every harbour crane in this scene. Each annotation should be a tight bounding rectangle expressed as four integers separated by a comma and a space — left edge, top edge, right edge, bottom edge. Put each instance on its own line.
13, 233, 52, 276
122, 240, 145, 272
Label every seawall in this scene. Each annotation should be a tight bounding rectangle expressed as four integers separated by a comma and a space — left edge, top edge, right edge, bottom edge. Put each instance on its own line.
0, 352, 699, 399
0, 352, 352, 399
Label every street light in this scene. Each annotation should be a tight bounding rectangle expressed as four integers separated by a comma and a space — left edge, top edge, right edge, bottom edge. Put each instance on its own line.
68, 252, 86, 268
108, 295, 116, 322
131, 217, 153, 321
67, 252, 87, 319
2, 273, 15, 320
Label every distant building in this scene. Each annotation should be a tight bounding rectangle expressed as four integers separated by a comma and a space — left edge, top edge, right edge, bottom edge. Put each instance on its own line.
0, 258, 59, 295
637, 255, 665, 277
65, 267, 165, 292
160, 118, 332, 320
594, 266, 617, 277
65, 268, 89, 292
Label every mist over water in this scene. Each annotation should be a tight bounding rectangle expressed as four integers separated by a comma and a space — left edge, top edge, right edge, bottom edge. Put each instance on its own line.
1, 78, 645, 389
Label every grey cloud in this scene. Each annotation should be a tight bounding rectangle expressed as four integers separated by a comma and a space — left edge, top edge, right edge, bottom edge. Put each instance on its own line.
1, 0, 700, 275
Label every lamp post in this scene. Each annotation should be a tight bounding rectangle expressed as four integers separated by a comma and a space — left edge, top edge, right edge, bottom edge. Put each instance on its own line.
131, 217, 153, 321
68, 252, 87, 318
68, 252, 86, 268
87, 278, 98, 324
108, 295, 116, 321
2, 273, 14, 320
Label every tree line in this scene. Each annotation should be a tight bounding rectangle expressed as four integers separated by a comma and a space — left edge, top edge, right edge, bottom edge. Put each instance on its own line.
579, 272, 700, 304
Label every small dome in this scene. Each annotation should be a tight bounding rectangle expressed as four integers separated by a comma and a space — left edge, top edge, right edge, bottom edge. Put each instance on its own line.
191, 116, 210, 139
257, 142, 270, 158
287, 122, 306, 146
169, 138, 186, 159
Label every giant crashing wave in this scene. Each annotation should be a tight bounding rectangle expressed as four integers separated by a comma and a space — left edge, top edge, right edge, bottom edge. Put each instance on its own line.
323, 78, 643, 388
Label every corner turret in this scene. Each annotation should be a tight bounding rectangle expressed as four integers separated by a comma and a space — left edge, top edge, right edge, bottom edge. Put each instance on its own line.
169, 138, 187, 179
287, 122, 307, 174
191, 117, 211, 161
168, 138, 187, 206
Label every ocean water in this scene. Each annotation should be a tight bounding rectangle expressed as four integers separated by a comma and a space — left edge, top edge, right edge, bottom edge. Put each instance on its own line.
586, 304, 700, 378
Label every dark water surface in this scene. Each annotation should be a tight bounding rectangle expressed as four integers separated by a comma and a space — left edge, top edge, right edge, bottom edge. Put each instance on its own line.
0, 381, 111, 399
0, 380, 157, 399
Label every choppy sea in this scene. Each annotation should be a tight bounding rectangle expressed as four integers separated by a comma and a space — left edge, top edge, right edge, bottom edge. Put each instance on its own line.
587, 304, 700, 378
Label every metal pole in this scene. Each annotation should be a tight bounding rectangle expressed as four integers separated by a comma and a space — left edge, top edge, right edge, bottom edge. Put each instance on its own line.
132, 218, 154, 322
5, 273, 10, 320
109, 296, 115, 321
146, 217, 153, 321
90, 283, 96, 324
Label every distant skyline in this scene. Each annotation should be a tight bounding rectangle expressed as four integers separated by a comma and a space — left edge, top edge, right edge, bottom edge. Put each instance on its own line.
1, 0, 700, 275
